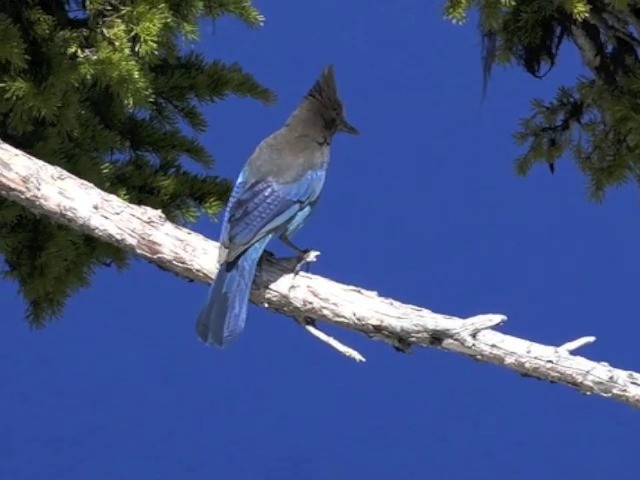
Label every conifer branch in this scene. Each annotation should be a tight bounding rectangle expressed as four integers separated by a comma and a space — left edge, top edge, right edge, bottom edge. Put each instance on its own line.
2, 139, 640, 407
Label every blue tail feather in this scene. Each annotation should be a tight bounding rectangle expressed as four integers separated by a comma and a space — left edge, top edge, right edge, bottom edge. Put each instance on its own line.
196, 236, 271, 347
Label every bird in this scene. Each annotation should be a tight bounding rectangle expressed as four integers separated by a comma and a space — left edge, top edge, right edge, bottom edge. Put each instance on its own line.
196, 65, 358, 347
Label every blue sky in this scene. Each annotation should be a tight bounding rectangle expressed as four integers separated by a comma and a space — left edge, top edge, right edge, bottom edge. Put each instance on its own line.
2, 1, 639, 478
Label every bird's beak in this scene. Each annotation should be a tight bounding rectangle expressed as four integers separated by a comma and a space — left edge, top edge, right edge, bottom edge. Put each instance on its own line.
338, 118, 359, 135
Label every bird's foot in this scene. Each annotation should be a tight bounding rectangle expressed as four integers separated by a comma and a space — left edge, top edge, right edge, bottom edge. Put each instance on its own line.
293, 249, 321, 274
280, 236, 309, 256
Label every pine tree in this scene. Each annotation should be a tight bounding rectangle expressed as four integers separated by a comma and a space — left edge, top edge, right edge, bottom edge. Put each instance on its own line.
0, 0, 274, 326
444, 0, 640, 200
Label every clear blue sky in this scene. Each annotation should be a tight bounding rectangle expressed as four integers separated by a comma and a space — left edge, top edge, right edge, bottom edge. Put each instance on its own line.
2, 1, 639, 478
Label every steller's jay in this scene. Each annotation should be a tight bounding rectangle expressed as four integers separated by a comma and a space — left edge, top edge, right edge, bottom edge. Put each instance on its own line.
196, 65, 358, 347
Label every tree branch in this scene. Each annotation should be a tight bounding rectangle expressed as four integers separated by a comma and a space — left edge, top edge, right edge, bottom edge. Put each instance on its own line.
2, 139, 640, 407
570, 22, 606, 79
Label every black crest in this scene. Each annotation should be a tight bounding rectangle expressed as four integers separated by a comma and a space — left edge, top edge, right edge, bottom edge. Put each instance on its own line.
306, 65, 342, 113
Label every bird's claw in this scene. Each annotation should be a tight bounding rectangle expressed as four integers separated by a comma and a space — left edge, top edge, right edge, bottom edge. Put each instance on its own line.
293, 249, 321, 274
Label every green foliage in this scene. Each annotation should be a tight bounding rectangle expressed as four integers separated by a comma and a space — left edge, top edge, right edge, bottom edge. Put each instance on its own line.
443, 1, 640, 201
515, 72, 640, 200
0, 0, 275, 326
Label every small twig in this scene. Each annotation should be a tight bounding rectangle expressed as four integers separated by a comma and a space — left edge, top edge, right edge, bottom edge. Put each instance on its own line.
558, 336, 597, 353
297, 317, 366, 362
454, 314, 507, 336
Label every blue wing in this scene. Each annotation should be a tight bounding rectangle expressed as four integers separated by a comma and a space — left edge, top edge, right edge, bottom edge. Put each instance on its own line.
197, 166, 325, 346
222, 170, 325, 261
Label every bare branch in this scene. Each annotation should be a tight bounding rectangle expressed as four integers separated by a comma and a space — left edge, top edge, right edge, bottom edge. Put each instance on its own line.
295, 317, 366, 362
2, 139, 640, 407
558, 336, 597, 353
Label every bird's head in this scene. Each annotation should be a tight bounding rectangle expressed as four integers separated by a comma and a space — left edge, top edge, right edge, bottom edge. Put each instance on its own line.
286, 65, 358, 139
305, 65, 359, 136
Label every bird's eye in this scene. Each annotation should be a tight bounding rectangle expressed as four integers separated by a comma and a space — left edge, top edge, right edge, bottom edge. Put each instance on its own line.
324, 116, 337, 128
